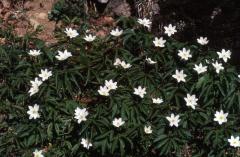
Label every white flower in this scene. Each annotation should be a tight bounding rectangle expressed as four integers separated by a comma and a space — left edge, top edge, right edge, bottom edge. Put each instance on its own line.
98, 0, 109, 3
144, 125, 153, 134
205, 59, 210, 64
164, 24, 177, 37
178, 48, 192, 61
214, 110, 228, 125
29, 50, 41, 56
153, 37, 166, 47
193, 63, 207, 74
81, 138, 92, 149
30, 78, 43, 87
152, 98, 163, 104
184, 94, 198, 110
55, 50, 72, 61
28, 86, 39, 96
29, 77, 42, 96
74, 107, 89, 124
83, 34, 96, 42
217, 49, 231, 63
64, 28, 79, 38
114, 58, 122, 66
112, 117, 125, 127
197, 37, 209, 45
172, 70, 187, 83
120, 61, 132, 69
238, 75, 240, 79
137, 18, 152, 28
105, 79, 118, 90
27, 104, 40, 119
110, 28, 123, 37
133, 86, 146, 98
38, 69, 52, 81
98, 86, 110, 96
212, 61, 224, 73
146, 57, 157, 64
228, 136, 240, 148
33, 149, 44, 157
166, 113, 180, 127
113, 58, 132, 69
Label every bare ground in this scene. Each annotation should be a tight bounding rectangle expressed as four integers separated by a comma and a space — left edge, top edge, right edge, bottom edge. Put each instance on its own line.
0, 0, 57, 44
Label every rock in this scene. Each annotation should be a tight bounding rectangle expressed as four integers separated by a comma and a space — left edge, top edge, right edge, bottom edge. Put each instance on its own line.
24, 1, 34, 10
105, 0, 131, 17
3, 11, 11, 21
35, 12, 48, 20
14, 26, 28, 37
152, 2, 160, 15
29, 18, 40, 30
96, 29, 108, 38
0, 38, 6, 44
1, 0, 11, 8
90, 16, 114, 26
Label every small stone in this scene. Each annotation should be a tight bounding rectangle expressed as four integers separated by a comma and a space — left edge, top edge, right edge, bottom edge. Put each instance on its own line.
29, 18, 40, 30
0, 38, 6, 44
35, 12, 48, 20
24, 1, 33, 10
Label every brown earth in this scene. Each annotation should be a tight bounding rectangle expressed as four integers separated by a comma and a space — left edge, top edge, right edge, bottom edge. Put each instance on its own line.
0, 0, 58, 44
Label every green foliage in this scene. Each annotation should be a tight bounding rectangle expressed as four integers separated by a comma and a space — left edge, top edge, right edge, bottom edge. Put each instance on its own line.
49, 0, 87, 21
0, 17, 240, 157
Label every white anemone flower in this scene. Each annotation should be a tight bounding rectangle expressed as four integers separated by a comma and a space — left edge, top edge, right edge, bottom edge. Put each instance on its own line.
113, 58, 122, 66
164, 24, 177, 37
152, 98, 163, 104
193, 63, 207, 74
81, 138, 93, 149
112, 117, 125, 127
217, 49, 231, 63
27, 104, 40, 119
184, 94, 198, 110
153, 37, 166, 47
38, 69, 52, 81
105, 79, 118, 90
98, 0, 109, 3
172, 69, 187, 83
197, 37, 209, 45
178, 48, 192, 61
28, 86, 39, 96
74, 107, 89, 124
214, 110, 228, 125
84, 34, 96, 42
144, 125, 153, 134
30, 78, 43, 87
64, 28, 79, 38
98, 86, 110, 96
212, 61, 224, 73
133, 86, 146, 98
110, 28, 123, 37
33, 149, 44, 157
120, 61, 132, 69
146, 57, 157, 64
55, 50, 72, 61
166, 113, 180, 127
29, 50, 41, 56
137, 18, 152, 28
228, 136, 240, 148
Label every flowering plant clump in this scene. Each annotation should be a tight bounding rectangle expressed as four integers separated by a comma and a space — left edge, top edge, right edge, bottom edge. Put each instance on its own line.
0, 17, 240, 157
